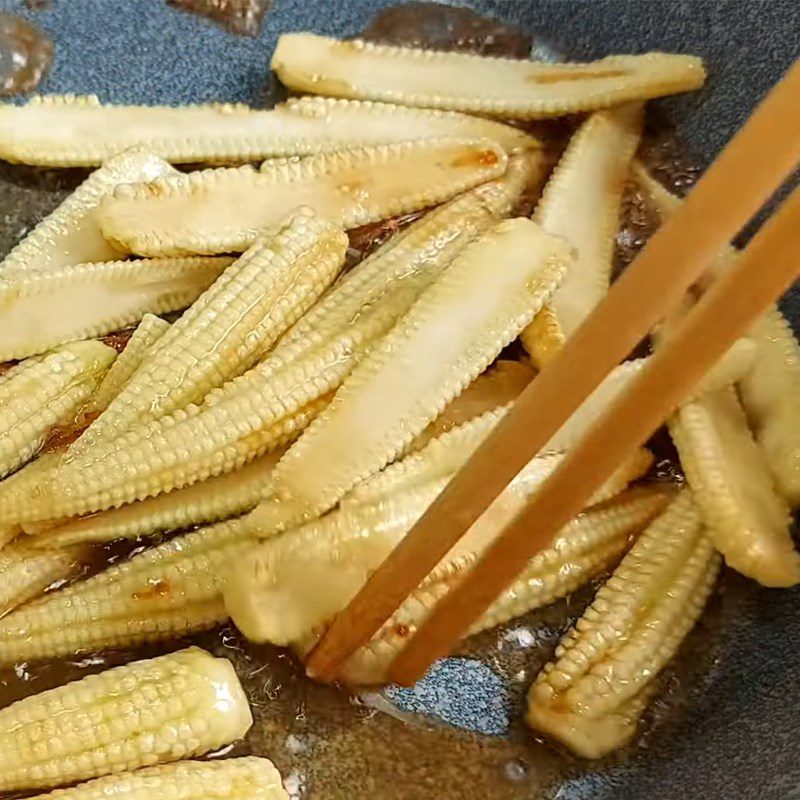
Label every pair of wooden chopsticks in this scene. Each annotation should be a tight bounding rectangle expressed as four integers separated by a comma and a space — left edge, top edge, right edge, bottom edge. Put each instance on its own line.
307, 58, 800, 685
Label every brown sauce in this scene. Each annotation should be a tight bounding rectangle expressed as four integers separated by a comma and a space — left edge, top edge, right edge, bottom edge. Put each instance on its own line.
0, 13, 52, 96
167, 0, 272, 37
0, 4, 731, 800
362, 2, 532, 58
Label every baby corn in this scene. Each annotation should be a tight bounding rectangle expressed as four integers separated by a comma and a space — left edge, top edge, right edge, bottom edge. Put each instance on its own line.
0, 148, 175, 277
0, 520, 257, 662
527, 492, 720, 758
521, 103, 643, 364
30, 449, 284, 547
0, 341, 116, 478
0, 539, 86, 617
80, 313, 170, 420
271, 34, 706, 118
0, 647, 253, 792
20, 758, 288, 800
98, 139, 509, 257
0, 92, 535, 166
0, 256, 227, 362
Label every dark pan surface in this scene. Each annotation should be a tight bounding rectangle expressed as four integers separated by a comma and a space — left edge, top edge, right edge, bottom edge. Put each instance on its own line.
0, 2, 798, 799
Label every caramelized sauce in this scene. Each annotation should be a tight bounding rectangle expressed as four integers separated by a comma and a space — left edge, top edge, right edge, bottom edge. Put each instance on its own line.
167, 0, 272, 37
0, 13, 52, 96
0, 4, 733, 799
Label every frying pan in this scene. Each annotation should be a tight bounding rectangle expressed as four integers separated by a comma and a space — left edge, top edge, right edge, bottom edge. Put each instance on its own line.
0, 1, 798, 798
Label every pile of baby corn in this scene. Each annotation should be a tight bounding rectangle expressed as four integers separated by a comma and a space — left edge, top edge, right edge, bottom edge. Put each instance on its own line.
0, 31, 796, 796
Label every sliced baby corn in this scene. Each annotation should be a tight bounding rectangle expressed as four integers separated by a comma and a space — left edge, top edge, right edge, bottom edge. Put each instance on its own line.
21, 759, 289, 800
29, 450, 284, 547
527, 492, 720, 758
271, 33, 706, 119
79, 313, 170, 421
76, 209, 346, 447
0, 93, 537, 166
0, 647, 253, 792
0, 148, 176, 277
267, 217, 571, 516
226, 481, 447, 645
635, 162, 800, 506
0, 256, 228, 362
97, 138, 510, 256
343, 406, 508, 507
0, 539, 87, 617
0, 341, 116, 479
330, 488, 670, 686
0, 391, 326, 524
0, 312, 370, 523
521, 103, 643, 364
0, 521, 257, 662
669, 387, 799, 587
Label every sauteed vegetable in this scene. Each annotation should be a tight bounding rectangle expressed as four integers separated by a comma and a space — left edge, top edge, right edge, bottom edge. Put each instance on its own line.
0, 19, 797, 797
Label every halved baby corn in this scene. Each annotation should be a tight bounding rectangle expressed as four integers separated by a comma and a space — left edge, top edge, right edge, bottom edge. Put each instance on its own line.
97, 138, 510, 256
0, 256, 228, 362
669, 387, 799, 587
521, 103, 643, 364
635, 162, 800, 507
342, 406, 508, 508
0, 148, 176, 277
266, 217, 571, 516
0, 647, 253, 792
226, 481, 447, 645
22, 759, 289, 800
29, 450, 284, 547
271, 33, 706, 118
0, 521, 257, 662
0, 341, 116, 479
0, 93, 537, 166
527, 492, 720, 758
79, 313, 171, 421
76, 209, 346, 447
0, 172, 529, 524
638, 170, 799, 587
0, 393, 325, 524
0, 539, 87, 617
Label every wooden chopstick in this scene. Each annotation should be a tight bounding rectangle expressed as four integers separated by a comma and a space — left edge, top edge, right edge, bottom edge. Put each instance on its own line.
306, 58, 800, 682
389, 182, 800, 684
